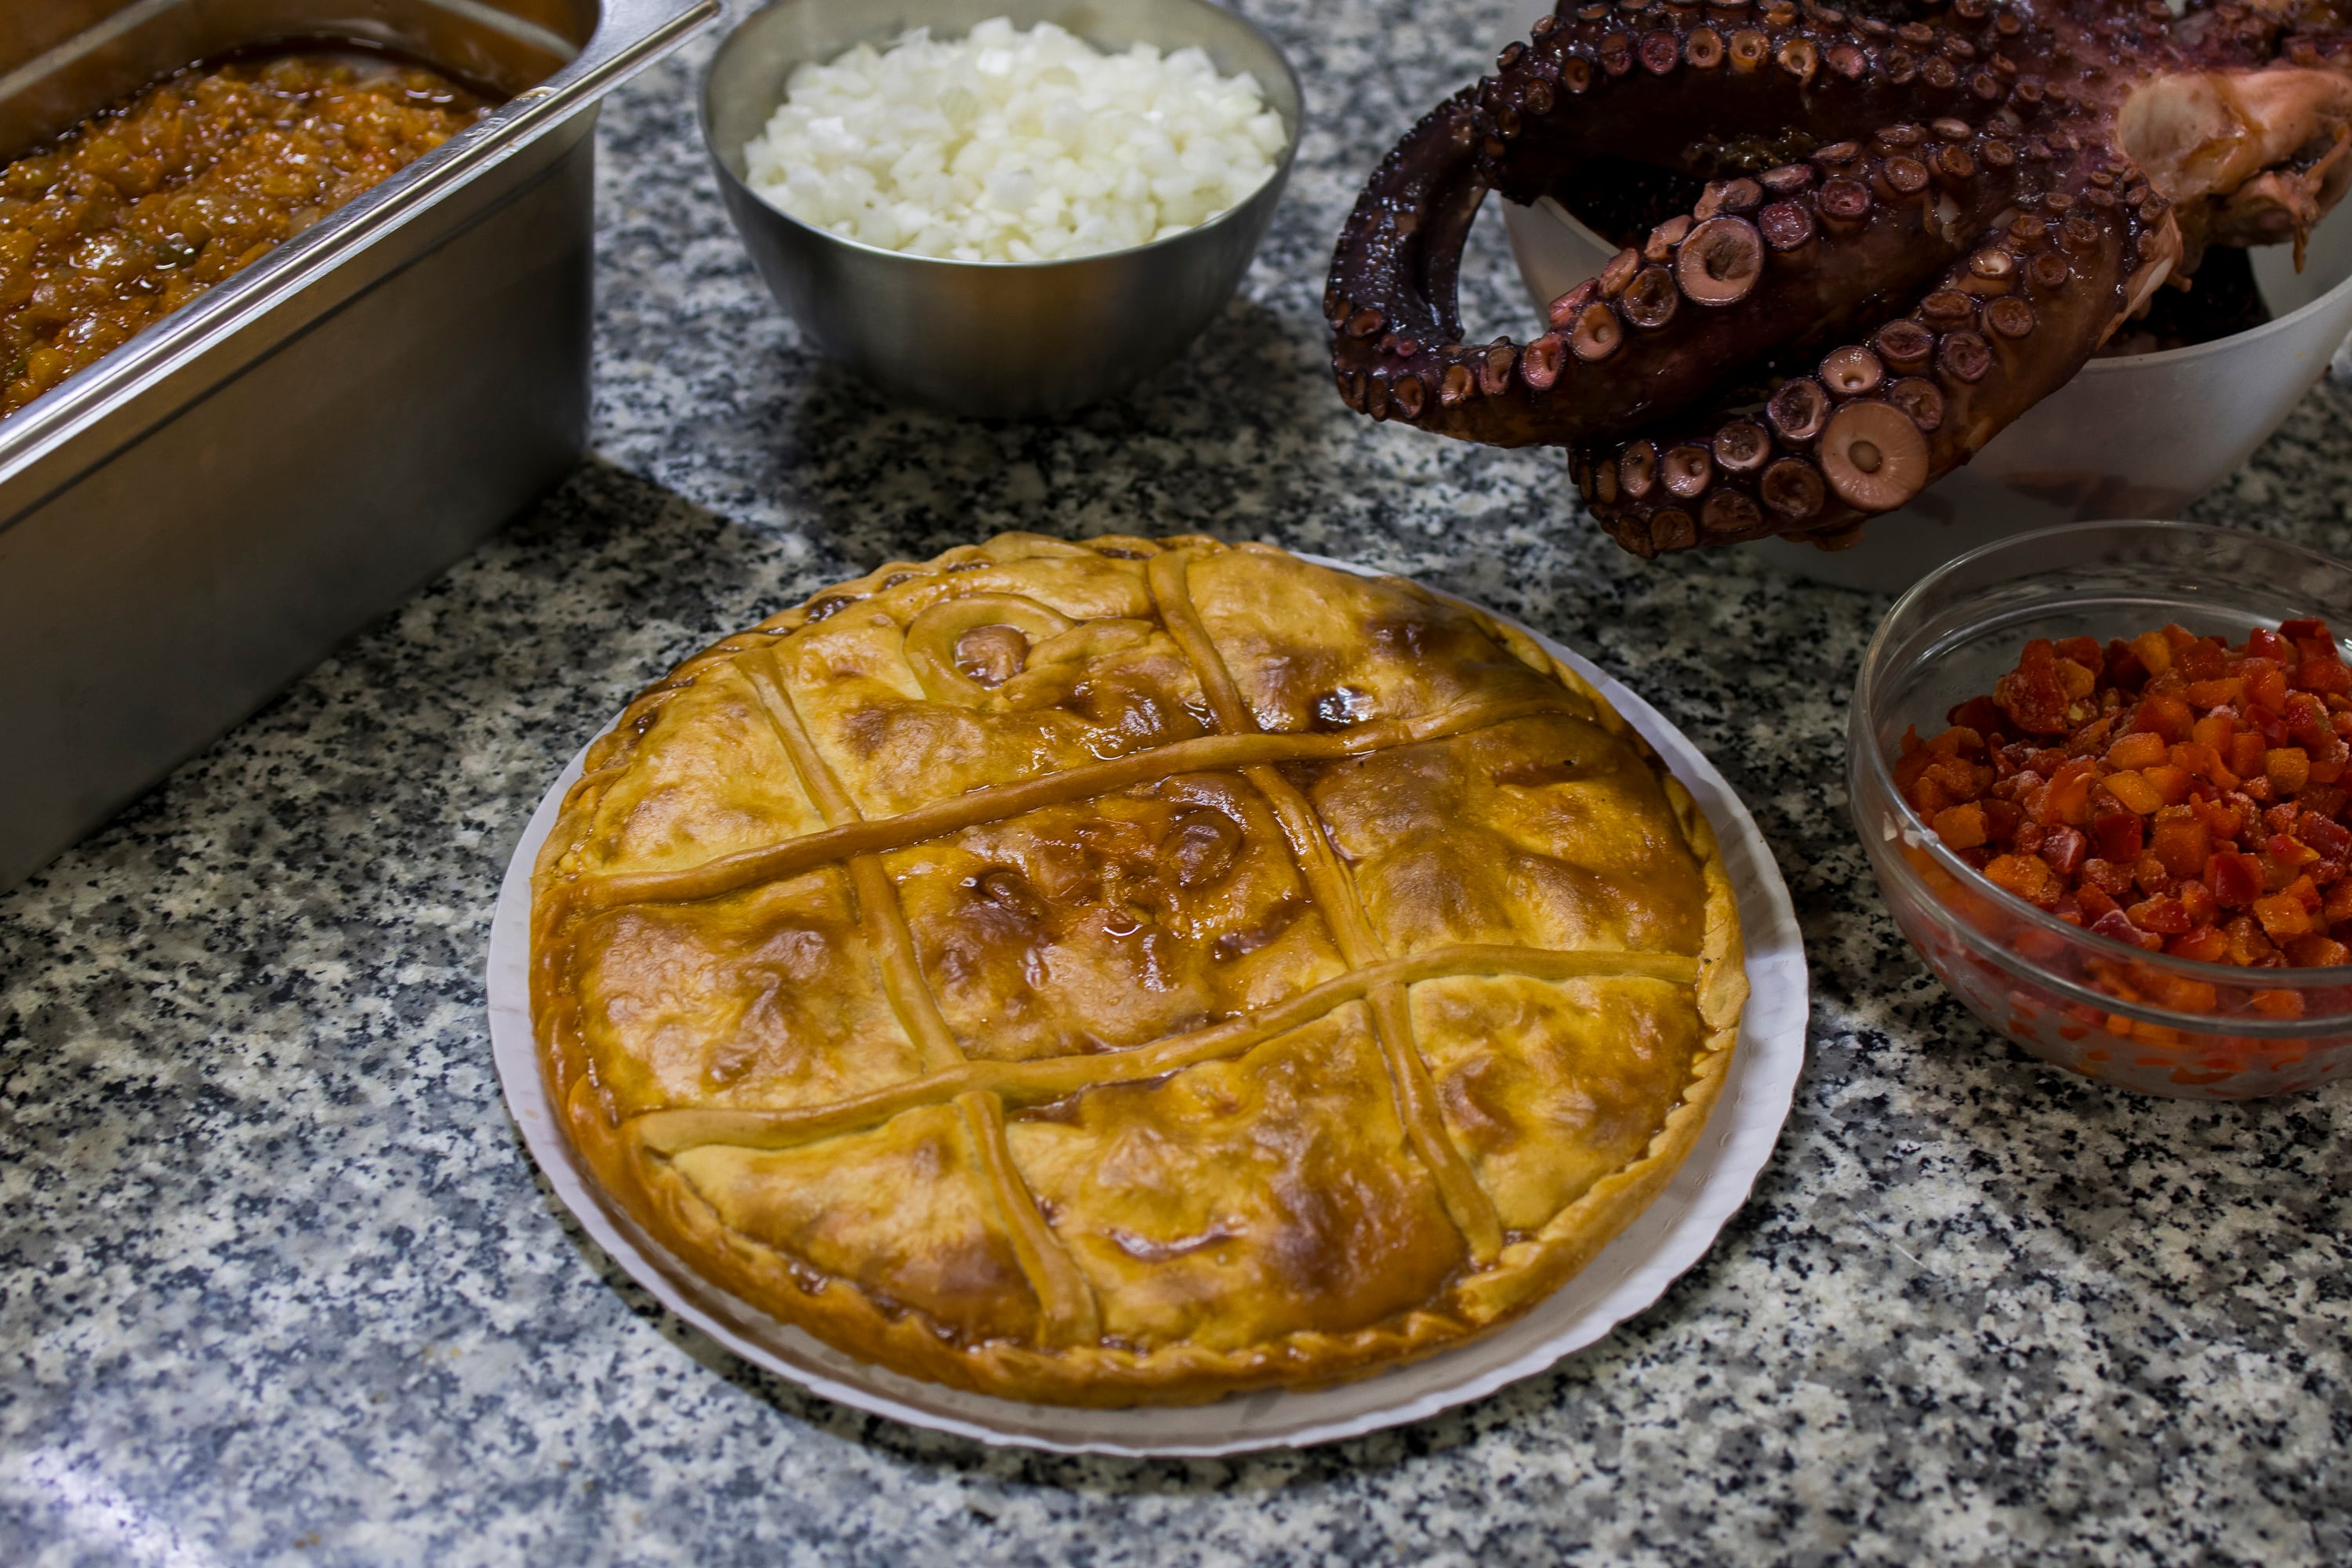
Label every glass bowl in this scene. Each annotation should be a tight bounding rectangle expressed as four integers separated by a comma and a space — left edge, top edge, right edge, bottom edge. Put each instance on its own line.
1848, 520, 2352, 1098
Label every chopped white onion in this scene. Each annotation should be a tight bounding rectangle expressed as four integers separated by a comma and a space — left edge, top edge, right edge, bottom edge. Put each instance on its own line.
742, 17, 1286, 263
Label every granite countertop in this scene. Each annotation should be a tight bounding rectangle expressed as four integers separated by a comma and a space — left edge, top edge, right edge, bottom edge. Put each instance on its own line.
5, 1, 2349, 1562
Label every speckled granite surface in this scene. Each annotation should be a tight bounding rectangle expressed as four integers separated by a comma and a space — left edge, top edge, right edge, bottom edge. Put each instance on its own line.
5, 2, 2350, 1563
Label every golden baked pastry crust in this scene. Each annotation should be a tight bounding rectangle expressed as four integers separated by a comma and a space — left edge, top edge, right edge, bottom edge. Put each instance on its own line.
531, 535, 1748, 1406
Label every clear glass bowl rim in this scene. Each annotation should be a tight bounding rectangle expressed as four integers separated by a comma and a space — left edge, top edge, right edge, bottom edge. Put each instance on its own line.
1851, 517, 2352, 1034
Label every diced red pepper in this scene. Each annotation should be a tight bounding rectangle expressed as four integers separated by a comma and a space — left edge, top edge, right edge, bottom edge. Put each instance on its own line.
2169, 741, 2238, 789
2092, 811, 2145, 862
2083, 857, 2137, 898
2312, 731, 2349, 785
2176, 637, 2227, 682
2300, 811, 2352, 861
2134, 694, 2195, 744
2255, 892, 2315, 939
2285, 934, 2352, 967
2164, 926, 2220, 964
2037, 825, 2087, 877
1985, 853, 2062, 908
2142, 764, 2194, 805
2207, 851, 2264, 908
2249, 662, 2291, 714
2107, 730, 2168, 771
2267, 835, 2321, 879
2091, 909, 2164, 951
2150, 816, 2212, 880
2132, 852, 2177, 897
2268, 747, 2311, 795
2191, 795, 2247, 843
2227, 916, 2279, 966
2287, 691, 2333, 746
1896, 616, 2352, 996
2166, 924, 2231, 963
2126, 895, 2191, 935
1946, 695, 2003, 735
2101, 769, 2164, 815
1933, 803, 1988, 851
1995, 639, 2074, 735
2107, 638, 2151, 691
2039, 759, 2099, 824
2298, 651, 2351, 696
2252, 988, 2304, 1018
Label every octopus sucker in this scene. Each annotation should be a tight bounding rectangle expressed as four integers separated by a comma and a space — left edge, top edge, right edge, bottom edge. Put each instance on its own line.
1570, 207, 2133, 546
1330, 0, 2352, 553
1818, 400, 1933, 510
1336, 109, 2028, 445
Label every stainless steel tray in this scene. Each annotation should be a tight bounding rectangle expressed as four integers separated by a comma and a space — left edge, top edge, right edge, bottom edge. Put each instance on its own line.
0, 0, 717, 890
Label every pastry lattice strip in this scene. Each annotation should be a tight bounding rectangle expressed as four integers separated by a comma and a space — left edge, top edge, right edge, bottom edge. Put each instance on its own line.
626, 941, 1702, 1156
553, 695, 1591, 915
738, 644, 1103, 1345
1142, 552, 1504, 1260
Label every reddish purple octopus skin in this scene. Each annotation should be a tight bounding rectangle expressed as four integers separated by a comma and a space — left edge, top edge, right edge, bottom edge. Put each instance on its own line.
1327, 0, 2352, 556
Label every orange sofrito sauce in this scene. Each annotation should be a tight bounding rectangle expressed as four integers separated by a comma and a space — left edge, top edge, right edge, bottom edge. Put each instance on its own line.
0, 50, 491, 419
1896, 619, 2352, 974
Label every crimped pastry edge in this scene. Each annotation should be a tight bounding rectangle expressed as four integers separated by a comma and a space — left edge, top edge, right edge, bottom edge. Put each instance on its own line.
530, 536, 1748, 1407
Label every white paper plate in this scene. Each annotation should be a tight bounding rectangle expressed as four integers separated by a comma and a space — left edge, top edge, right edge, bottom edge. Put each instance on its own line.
486, 564, 1809, 1457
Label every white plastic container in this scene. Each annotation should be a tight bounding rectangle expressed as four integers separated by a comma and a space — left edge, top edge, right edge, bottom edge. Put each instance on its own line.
1503, 194, 2352, 593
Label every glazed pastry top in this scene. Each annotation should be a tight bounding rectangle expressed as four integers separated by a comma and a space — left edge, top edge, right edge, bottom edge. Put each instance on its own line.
530, 534, 1745, 1405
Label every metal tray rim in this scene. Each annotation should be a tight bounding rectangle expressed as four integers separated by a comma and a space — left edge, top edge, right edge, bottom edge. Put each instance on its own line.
0, 0, 718, 510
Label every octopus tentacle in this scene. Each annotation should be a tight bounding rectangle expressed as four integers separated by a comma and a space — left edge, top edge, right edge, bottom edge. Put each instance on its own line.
1362, 127, 2031, 444
1577, 155, 2157, 556
1328, 1, 2045, 441
1330, 0, 2352, 555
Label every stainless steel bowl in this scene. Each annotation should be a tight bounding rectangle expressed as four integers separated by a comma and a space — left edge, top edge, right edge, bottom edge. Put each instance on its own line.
699, 0, 1301, 417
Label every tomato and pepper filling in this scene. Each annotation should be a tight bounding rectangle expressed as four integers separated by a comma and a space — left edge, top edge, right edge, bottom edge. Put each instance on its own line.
0, 49, 492, 419
1896, 619, 2352, 971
